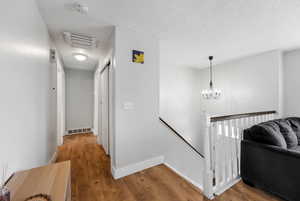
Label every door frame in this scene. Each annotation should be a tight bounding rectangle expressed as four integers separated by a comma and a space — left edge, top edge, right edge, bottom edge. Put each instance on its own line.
99, 61, 110, 155
55, 51, 65, 146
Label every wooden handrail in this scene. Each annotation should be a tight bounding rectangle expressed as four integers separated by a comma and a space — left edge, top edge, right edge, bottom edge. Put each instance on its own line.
210, 110, 276, 122
159, 117, 204, 158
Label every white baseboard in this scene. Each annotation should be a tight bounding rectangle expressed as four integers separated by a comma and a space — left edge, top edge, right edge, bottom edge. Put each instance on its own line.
164, 162, 203, 190
214, 177, 241, 196
97, 135, 102, 145
112, 156, 164, 179
48, 151, 57, 164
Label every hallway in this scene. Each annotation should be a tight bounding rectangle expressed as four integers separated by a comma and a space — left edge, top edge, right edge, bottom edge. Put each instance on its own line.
56, 134, 204, 201
56, 134, 282, 201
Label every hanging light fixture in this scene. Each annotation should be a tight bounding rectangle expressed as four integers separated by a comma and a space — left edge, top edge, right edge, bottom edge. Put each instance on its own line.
201, 56, 221, 99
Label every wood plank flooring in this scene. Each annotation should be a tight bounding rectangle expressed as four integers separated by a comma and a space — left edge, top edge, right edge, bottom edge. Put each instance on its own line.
56, 133, 282, 201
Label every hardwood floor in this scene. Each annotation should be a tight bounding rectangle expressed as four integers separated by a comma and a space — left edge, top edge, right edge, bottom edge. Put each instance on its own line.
56, 134, 282, 201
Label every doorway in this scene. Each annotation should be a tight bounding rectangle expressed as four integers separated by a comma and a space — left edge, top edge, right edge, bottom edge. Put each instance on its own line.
100, 62, 110, 155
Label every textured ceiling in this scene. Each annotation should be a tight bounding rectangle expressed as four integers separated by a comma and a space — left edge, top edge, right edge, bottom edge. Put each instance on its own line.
37, 0, 114, 71
38, 0, 300, 68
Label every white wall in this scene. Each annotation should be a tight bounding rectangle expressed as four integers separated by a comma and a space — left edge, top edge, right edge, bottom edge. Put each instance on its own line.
199, 50, 282, 117
110, 26, 205, 187
94, 29, 115, 140
160, 65, 203, 152
113, 26, 163, 169
94, 70, 100, 136
197, 51, 282, 153
65, 69, 94, 130
48, 48, 65, 146
160, 50, 282, 155
107, 30, 116, 167
0, 0, 55, 177
161, 124, 204, 188
283, 49, 300, 117
158, 50, 283, 189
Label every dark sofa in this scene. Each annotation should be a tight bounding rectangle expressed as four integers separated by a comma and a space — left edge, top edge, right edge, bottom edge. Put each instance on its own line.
241, 117, 300, 201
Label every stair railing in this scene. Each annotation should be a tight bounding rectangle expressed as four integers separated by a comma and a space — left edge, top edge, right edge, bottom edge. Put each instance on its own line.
159, 117, 204, 158
202, 110, 277, 199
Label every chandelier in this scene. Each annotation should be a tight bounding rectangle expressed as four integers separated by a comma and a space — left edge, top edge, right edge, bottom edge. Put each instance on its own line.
201, 56, 221, 99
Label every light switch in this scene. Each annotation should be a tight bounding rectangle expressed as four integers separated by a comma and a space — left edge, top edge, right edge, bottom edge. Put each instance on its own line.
123, 102, 135, 110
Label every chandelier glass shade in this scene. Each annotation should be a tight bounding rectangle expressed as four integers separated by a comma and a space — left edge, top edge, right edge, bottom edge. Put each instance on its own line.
201, 56, 221, 99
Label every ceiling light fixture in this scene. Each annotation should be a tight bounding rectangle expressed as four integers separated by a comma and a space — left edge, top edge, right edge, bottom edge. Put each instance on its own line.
201, 56, 221, 99
73, 53, 88, 61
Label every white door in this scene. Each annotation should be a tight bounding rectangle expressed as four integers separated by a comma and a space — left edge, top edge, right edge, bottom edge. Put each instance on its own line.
100, 67, 109, 155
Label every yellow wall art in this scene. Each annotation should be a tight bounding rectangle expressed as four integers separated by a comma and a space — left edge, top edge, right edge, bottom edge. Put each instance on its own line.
132, 50, 144, 64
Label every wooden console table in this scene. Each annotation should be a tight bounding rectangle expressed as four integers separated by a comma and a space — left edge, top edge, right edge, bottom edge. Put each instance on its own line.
5, 161, 71, 201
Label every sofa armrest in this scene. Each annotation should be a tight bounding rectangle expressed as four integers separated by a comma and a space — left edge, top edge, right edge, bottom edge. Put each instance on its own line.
241, 140, 300, 201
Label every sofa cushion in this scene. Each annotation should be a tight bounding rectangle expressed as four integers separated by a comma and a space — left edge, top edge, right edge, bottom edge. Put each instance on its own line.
290, 145, 300, 153
286, 117, 300, 144
273, 119, 298, 148
248, 121, 287, 148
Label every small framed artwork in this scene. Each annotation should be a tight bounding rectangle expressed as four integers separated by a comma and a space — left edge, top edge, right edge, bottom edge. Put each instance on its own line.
132, 50, 144, 64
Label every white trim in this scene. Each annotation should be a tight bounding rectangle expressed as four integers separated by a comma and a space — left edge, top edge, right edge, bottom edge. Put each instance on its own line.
278, 50, 284, 118
97, 135, 102, 145
48, 151, 57, 164
112, 156, 164, 179
164, 162, 203, 190
214, 177, 241, 196
91, 128, 97, 136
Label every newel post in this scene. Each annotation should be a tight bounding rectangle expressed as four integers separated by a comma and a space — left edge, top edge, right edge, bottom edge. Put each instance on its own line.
201, 111, 214, 199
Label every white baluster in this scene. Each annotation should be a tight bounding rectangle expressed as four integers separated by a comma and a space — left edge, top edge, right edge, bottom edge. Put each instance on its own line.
253, 116, 256, 125
244, 117, 250, 129
239, 117, 244, 131
215, 122, 220, 186
271, 113, 275, 120
214, 122, 221, 190
254, 116, 258, 125
259, 115, 263, 123
206, 111, 277, 195
219, 121, 225, 186
264, 114, 268, 122
238, 118, 244, 175
223, 120, 230, 183
202, 111, 214, 199
262, 114, 267, 122
266, 114, 270, 121
228, 119, 235, 181
268, 113, 274, 121
232, 119, 238, 178
251, 116, 256, 127
210, 122, 216, 184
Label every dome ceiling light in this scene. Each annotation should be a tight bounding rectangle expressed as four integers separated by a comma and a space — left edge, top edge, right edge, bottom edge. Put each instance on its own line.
73, 53, 88, 61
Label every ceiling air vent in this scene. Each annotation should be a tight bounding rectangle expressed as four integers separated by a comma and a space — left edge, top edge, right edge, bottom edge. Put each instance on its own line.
63, 32, 97, 49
